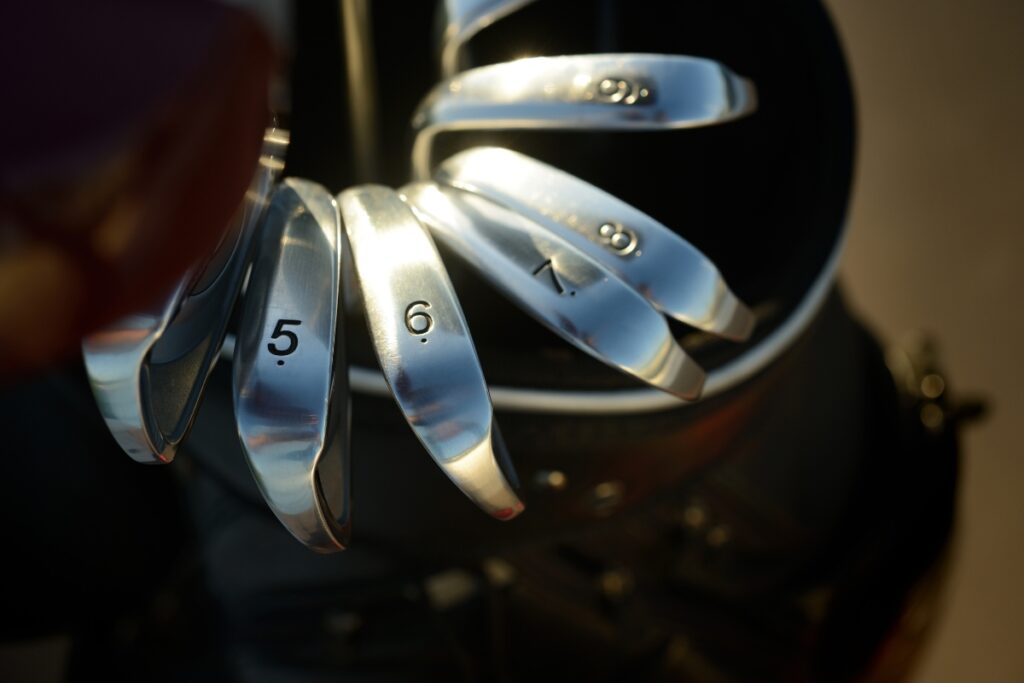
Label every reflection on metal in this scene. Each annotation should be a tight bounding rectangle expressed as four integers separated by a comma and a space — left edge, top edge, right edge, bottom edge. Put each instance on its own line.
412, 53, 757, 178
401, 181, 705, 400
920, 403, 945, 433
436, 147, 755, 340
424, 568, 481, 609
234, 178, 350, 552
340, 0, 380, 180
681, 503, 708, 530
82, 281, 187, 463
345, 219, 848, 414
920, 374, 946, 400
705, 524, 732, 548
340, 185, 523, 519
589, 481, 625, 516
887, 333, 988, 431
481, 557, 518, 587
533, 469, 569, 492
598, 569, 635, 600
82, 128, 286, 463
438, 0, 539, 77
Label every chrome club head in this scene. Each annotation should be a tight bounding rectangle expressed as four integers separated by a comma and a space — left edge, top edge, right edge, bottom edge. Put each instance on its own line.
435, 146, 755, 341
438, 0, 538, 78
412, 53, 757, 178
234, 178, 350, 552
401, 182, 705, 401
82, 128, 287, 464
339, 185, 523, 520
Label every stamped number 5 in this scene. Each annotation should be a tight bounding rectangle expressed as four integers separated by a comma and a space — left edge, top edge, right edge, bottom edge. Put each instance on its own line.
268, 319, 302, 356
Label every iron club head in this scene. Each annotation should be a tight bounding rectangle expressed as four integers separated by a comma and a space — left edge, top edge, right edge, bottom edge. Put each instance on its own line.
435, 146, 755, 341
412, 53, 757, 178
340, 185, 523, 520
437, 0, 538, 78
233, 178, 351, 552
82, 128, 287, 464
401, 181, 705, 401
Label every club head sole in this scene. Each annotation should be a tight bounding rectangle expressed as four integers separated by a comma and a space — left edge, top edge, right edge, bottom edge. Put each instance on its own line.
436, 146, 755, 341
401, 182, 705, 401
234, 178, 351, 552
340, 185, 523, 520
412, 53, 757, 178
83, 128, 287, 463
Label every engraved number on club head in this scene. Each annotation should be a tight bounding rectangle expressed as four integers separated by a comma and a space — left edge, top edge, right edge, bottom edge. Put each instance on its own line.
339, 185, 523, 520
233, 178, 350, 553
401, 181, 705, 401
436, 147, 756, 341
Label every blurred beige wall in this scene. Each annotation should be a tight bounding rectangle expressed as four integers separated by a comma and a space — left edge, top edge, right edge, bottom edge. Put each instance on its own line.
824, 2, 1024, 681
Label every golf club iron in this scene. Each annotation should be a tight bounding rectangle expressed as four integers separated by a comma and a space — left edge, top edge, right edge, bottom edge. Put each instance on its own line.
435, 146, 755, 340
437, 0, 538, 78
340, 185, 523, 520
234, 178, 351, 552
82, 127, 287, 464
401, 181, 705, 401
412, 53, 757, 178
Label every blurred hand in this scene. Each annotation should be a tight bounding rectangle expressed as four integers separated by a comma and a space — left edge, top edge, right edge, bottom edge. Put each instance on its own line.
0, 0, 277, 378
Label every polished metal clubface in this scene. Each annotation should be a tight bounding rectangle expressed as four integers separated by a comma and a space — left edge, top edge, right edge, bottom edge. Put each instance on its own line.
438, 0, 538, 78
340, 185, 523, 520
436, 147, 755, 341
82, 128, 287, 464
82, 280, 188, 462
234, 179, 350, 552
401, 182, 705, 400
412, 53, 757, 178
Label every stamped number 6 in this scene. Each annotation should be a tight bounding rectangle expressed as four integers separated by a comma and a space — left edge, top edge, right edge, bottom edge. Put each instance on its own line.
405, 301, 433, 335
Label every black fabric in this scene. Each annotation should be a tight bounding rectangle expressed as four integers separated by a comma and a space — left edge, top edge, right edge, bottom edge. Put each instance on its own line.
170, 293, 956, 682
0, 295, 959, 681
0, 366, 187, 642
